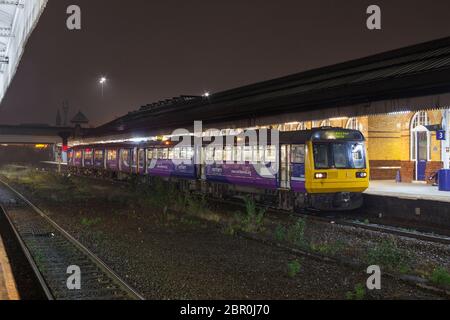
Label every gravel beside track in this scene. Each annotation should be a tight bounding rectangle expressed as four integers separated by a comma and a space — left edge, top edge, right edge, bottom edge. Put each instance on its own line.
0, 181, 143, 300
0, 167, 447, 300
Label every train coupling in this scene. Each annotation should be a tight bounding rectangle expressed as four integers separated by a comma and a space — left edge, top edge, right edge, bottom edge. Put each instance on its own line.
333, 192, 351, 208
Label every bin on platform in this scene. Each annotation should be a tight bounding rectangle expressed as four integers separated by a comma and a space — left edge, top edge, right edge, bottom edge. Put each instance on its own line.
438, 169, 450, 191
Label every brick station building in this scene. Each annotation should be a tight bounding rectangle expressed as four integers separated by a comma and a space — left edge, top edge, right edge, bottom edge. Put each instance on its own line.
267, 110, 443, 183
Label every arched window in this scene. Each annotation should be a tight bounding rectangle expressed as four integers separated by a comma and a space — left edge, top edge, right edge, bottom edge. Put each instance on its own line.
320, 120, 331, 127
411, 111, 429, 129
410, 111, 430, 161
346, 118, 362, 131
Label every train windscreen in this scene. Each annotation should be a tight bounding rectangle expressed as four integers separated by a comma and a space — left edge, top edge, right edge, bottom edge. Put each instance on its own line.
313, 142, 366, 169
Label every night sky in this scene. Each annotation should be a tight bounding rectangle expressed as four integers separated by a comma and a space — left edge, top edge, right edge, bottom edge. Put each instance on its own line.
1, 0, 450, 127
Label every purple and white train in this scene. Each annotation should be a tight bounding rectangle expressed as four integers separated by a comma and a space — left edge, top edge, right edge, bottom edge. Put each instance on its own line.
68, 128, 370, 211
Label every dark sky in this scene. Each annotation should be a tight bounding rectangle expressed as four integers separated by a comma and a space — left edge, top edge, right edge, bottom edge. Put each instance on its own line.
1, 0, 450, 126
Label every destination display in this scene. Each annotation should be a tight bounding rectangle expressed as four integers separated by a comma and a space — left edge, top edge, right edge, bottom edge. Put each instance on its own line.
312, 130, 365, 141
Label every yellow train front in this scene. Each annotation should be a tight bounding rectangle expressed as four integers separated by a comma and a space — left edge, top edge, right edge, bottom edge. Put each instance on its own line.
282, 128, 369, 211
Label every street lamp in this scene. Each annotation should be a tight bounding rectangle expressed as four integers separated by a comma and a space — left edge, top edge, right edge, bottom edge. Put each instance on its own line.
99, 77, 107, 97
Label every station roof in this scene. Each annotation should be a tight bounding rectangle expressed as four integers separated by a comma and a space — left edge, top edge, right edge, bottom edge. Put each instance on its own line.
0, 0, 48, 103
71, 111, 89, 124
90, 36, 450, 139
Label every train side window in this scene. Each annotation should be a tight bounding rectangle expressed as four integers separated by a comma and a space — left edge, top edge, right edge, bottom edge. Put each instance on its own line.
172, 148, 180, 160
224, 146, 233, 162
121, 149, 129, 162
234, 146, 243, 163
214, 148, 223, 162
147, 149, 153, 160
265, 146, 276, 163
95, 150, 104, 160
85, 149, 93, 160
162, 148, 169, 159
186, 147, 194, 160
244, 146, 253, 162
168, 148, 174, 160
258, 146, 265, 163
291, 145, 305, 164
107, 150, 116, 161
205, 147, 214, 162
156, 148, 163, 159
253, 146, 262, 163
180, 148, 187, 160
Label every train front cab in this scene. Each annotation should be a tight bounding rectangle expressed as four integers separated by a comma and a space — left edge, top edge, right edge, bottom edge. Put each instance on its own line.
305, 129, 369, 210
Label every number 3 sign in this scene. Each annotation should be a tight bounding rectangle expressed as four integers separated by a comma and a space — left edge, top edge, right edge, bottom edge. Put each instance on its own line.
437, 130, 446, 141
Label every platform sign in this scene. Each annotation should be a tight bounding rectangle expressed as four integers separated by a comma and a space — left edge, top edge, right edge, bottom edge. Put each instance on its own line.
437, 130, 446, 141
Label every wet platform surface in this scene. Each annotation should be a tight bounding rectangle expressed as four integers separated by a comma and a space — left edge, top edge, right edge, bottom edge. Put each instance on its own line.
365, 180, 450, 203
0, 234, 19, 300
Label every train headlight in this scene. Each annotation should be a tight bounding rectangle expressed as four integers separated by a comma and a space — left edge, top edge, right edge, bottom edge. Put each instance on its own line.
356, 172, 368, 178
314, 173, 327, 179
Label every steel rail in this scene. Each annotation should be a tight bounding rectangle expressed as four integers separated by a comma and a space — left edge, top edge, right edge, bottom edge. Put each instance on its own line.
0, 178, 145, 300
0, 205, 54, 300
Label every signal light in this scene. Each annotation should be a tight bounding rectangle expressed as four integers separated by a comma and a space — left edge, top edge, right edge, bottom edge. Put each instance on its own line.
314, 173, 327, 179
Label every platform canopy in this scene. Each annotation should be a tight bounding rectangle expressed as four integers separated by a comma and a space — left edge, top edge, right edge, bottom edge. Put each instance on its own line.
0, 0, 48, 103
85, 36, 450, 143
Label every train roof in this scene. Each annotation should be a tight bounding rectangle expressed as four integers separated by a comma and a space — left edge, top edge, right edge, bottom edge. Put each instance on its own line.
70, 128, 364, 150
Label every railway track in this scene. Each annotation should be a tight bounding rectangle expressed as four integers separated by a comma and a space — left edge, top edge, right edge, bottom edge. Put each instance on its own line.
46, 168, 450, 245
207, 196, 450, 246
296, 211, 450, 246
0, 178, 144, 300
51, 167, 450, 245
55, 165, 450, 243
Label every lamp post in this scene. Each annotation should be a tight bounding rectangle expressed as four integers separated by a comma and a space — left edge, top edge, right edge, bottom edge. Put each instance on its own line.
99, 77, 107, 97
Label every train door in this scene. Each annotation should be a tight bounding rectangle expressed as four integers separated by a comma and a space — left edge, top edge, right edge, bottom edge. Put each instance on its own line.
131, 148, 138, 174
82, 149, 85, 167
138, 148, 145, 174
279, 145, 291, 189
200, 147, 206, 179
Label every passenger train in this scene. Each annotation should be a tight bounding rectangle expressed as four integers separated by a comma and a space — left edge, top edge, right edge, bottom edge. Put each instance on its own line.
67, 128, 369, 211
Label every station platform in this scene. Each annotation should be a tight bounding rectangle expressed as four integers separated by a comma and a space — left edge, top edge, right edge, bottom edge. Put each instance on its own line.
0, 234, 19, 300
365, 180, 450, 203
363, 180, 450, 232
